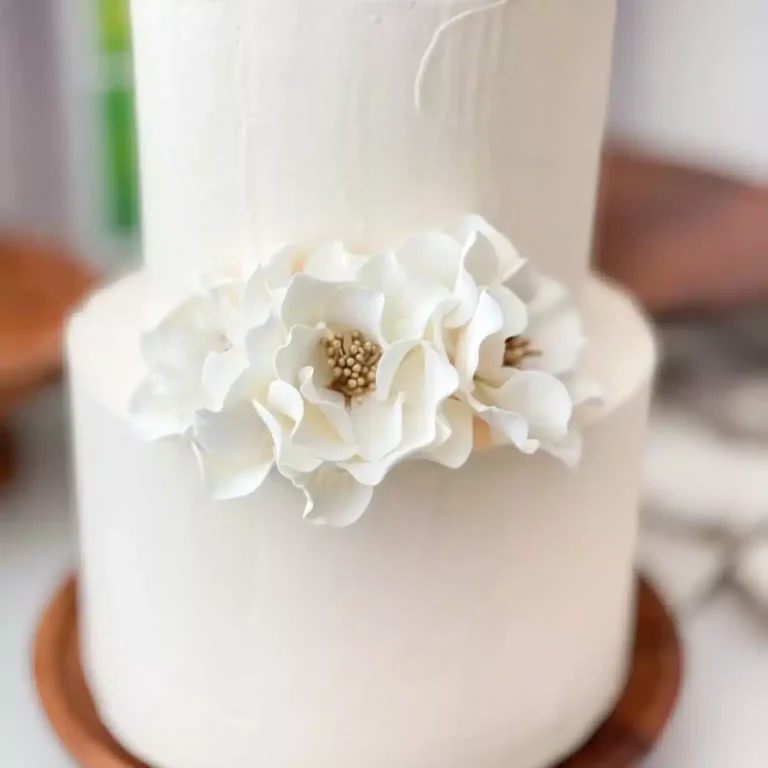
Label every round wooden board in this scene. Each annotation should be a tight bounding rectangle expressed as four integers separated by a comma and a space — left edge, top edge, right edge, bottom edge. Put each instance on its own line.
0, 425, 15, 487
0, 234, 96, 487
34, 576, 681, 768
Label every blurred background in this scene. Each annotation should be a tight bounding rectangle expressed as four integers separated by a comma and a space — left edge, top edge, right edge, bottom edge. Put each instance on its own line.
2, 1, 768, 766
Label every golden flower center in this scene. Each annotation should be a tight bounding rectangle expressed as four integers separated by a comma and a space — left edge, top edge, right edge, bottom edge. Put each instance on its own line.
321, 329, 382, 403
503, 336, 542, 368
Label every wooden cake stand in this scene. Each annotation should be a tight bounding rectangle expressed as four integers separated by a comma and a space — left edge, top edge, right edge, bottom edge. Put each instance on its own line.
34, 576, 681, 768
0, 234, 96, 486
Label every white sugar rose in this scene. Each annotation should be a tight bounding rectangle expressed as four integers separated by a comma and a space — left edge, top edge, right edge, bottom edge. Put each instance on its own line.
129, 276, 247, 440
130, 215, 598, 526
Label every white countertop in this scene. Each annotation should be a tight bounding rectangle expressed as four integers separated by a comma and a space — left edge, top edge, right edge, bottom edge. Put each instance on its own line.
2, 388, 768, 768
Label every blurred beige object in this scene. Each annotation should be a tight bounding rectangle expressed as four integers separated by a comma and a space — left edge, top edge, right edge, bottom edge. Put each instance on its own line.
0, 233, 95, 485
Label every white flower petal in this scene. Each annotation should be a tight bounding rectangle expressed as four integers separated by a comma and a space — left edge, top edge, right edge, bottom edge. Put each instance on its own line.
357, 251, 451, 342
129, 379, 197, 440
242, 268, 273, 330
476, 285, 529, 378
563, 373, 604, 408
281, 275, 385, 343
263, 245, 300, 290
424, 398, 474, 469
351, 394, 404, 462
201, 346, 248, 410
442, 267, 479, 329
375, 339, 420, 401
455, 291, 504, 387
449, 214, 526, 284
292, 404, 356, 463
466, 390, 530, 449
208, 282, 245, 344
490, 370, 574, 445
244, 313, 285, 374
253, 399, 322, 477
298, 368, 355, 442
394, 344, 459, 451
544, 429, 583, 468
298, 466, 375, 527
193, 403, 275, 500
267, 379, 304, 424
526, 302, 586, 376
396, 230, 462, 289
275, 325, 325, 386
341, 453, 400, 487
140, 299, 217, 376
303, 242, 368, 282
461, 230, 501, 289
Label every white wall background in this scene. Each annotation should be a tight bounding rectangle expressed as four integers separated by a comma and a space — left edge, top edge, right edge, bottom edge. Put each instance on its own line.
0, 0, 68, 238
609, 0, 768, 183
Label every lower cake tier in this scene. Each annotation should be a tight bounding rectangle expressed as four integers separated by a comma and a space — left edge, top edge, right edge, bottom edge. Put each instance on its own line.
67, 271, 656, 768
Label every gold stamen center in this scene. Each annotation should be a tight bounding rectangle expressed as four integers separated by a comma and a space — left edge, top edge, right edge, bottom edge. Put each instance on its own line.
503, 336, 542, 369
321, 329, 382, 404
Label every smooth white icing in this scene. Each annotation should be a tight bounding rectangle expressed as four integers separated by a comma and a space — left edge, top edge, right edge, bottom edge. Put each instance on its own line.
68, 271, 654, 768
414, 0, 516, 113
130, 0, 616, 298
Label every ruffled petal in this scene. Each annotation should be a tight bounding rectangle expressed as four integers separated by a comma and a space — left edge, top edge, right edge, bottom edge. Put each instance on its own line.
544, 429, 583, 468
298, 465, 375, 527
396, 230, 463, 289
562, 372, 604, 408
375, 338, 420, 401
192, 403, 275, 500
466, 389, 530, 449
455, 291, 504, 388
351, 394, 405, 462
448, 214, 527, 284
241, 267, 273, 330
489, 370, 574, 445
281, 274, 385, 344
275, 325, 326, 386
394, 343, 460, 451
298, 368, 355, 442
357, 251, 450, 342
476, 285, 529, 379
201, 346, 248, 411
424, 398, 474, 469
267, 379, 304, 424
441, 266, 479, 329
263, 245, 301, 291
253, 398, 323, 477
526, 287, 586, 376
244, 313, 285, 374
129, 379, 198, 440
290, 371, 356, 462
140, 298, 218, 376
303, 242, 368, 282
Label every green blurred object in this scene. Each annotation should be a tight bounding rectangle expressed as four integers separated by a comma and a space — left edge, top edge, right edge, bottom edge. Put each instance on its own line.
96, 0, 131, 55
95, 0, 139, 236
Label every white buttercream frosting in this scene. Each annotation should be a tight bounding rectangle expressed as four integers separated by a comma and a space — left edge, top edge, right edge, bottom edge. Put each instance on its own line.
68, 270, 654, 768
130, 0, 617, 297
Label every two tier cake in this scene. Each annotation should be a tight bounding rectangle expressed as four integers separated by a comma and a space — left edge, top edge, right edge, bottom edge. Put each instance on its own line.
68, 1, 656, 767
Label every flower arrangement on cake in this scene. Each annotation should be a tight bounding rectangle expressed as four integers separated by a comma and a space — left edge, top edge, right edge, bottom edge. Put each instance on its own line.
130, 215, 597, 525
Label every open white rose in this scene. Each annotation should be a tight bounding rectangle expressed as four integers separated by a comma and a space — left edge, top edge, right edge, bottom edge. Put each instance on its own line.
130, 215, 597, 525
129, 277, 246, 440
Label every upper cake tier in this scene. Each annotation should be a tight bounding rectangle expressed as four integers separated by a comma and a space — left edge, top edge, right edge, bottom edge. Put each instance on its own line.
131, 0, 616, 293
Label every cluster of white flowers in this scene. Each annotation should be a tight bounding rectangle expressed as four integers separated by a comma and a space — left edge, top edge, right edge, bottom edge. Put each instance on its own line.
130, 215, 598, 526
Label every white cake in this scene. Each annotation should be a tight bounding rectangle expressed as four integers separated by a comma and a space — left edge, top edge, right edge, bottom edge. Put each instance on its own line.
68, 2, 656, 767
